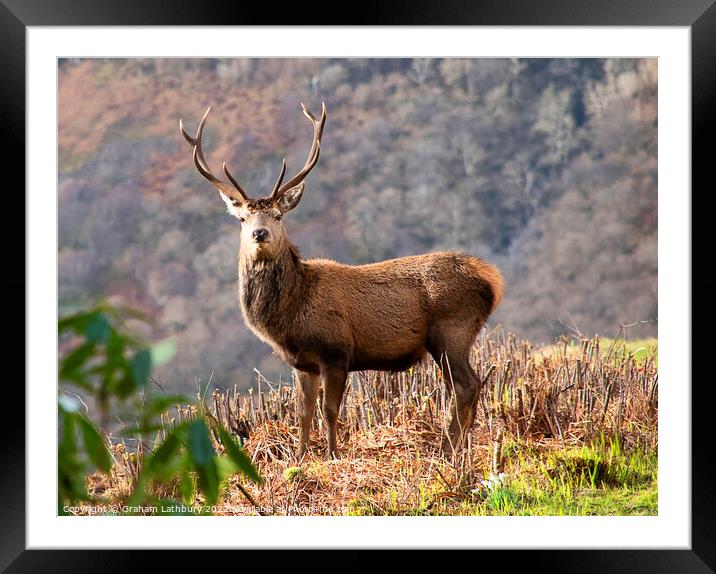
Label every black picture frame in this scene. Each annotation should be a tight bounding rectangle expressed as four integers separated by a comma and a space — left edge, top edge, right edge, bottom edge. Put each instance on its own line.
6, 0, 711, 571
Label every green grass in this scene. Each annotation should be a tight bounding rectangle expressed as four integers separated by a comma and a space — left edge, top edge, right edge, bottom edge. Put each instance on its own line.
539, 337, 657, 366
346, 483, 657, 516
477, 434, 656, 516
494, 436, 655, 516
345, 434, 658, 516
465, 482, 658, 516
603, 337, 658, 366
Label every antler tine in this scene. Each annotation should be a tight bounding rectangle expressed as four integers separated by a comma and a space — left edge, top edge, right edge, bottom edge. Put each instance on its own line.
179, 107, 250, 202
180, 106, 212, 172
301, 101, 327, 137
192, 146, 218, 183
222, 162, 250, 201
270, 158, 287, 197
301, 101, 326, 169
272, 102, 327, 199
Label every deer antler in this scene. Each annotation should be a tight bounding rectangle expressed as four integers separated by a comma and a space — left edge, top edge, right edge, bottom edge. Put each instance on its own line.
271, 102, 327, 200
179, 107, 249, 203
270, 158, 287, 197
181, 103, 326, 204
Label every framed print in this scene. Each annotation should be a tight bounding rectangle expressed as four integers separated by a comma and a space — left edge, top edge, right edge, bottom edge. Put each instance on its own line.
8, 0, 713, 571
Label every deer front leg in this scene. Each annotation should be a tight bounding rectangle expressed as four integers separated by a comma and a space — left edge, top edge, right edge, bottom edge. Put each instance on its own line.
321, 365, 348, 459
295, 370, 320, 459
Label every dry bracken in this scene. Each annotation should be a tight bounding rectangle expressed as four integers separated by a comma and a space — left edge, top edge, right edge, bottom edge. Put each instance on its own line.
93, 328, 656, 516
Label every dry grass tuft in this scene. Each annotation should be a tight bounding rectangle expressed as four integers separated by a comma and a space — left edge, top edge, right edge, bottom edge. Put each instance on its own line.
95, 328, 658, 515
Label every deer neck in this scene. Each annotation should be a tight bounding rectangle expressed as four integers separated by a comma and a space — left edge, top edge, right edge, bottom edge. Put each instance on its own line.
238, 241, 304, 339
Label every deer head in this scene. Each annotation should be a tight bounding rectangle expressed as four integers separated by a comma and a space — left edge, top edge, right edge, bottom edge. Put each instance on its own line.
179, 102, 326, 259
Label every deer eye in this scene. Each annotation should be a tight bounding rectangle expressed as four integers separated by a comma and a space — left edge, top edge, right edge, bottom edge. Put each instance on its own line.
274, 213, 283, 221
238, 216, 245, 223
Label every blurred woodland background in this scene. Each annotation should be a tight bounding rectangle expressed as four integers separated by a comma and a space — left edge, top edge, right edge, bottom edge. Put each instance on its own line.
58, 58, 657, 393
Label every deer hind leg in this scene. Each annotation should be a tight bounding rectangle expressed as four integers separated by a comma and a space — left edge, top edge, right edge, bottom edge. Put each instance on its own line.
442, 358, 481, 456
321, 364, 348, 459
295, 370, 320, 458
429, 331, 482, 457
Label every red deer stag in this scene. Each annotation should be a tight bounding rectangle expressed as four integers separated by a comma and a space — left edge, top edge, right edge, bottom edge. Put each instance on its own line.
179, 103, 504, 459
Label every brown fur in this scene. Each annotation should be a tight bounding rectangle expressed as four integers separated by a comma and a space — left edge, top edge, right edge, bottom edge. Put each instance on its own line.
237, 234, 504, 458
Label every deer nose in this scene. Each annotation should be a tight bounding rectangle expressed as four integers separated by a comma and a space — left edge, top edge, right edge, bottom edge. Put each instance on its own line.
252, 228, 269, 242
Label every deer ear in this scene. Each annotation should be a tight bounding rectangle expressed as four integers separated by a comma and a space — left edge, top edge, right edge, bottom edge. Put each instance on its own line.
277, 183, 305, 213
218, 191, 241, 216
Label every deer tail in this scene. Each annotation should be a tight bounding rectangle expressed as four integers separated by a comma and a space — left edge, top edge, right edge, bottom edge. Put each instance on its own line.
465, 257, 505, 313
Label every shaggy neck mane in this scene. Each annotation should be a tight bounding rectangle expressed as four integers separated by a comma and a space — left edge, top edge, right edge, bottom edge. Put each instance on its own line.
239, 242, 304, 331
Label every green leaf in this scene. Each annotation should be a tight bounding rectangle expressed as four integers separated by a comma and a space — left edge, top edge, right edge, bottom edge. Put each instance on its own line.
216, 455, 238, 480
59, 342, 96, 381
150, 339, 177, 367
105, 328, 126, 358
84, 312, 110, 343
77, 416, 112, 473
187, 420, 215, 466
58, 407, 78, 452
195, 462, 220, 507
127, 475, 147, 509
58, 309, 93, 335
112, 373, 137, 399
58, 409, 90, 507
187, 420, 219, 505
217, 427, 262, 484
131, 349, 152, 387
147, 431, 183, 477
